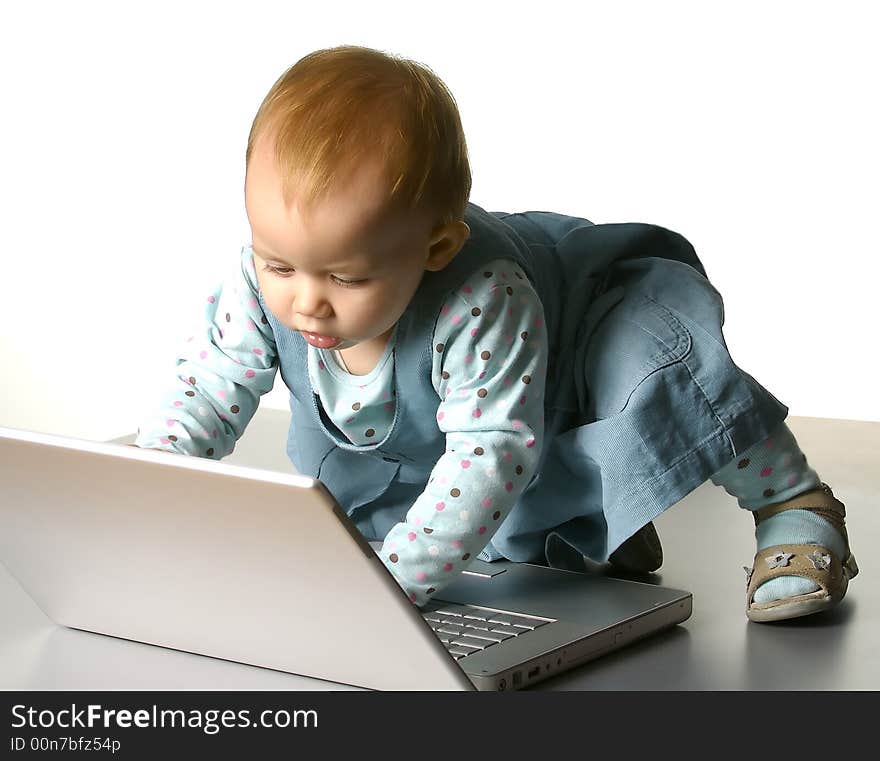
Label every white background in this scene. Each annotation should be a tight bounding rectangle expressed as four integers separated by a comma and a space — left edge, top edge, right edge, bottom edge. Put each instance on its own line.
1, 0, 877, 442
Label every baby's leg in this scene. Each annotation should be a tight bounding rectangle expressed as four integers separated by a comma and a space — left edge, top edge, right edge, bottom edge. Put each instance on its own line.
710, 424, 856, 620
577, 256, 855, 620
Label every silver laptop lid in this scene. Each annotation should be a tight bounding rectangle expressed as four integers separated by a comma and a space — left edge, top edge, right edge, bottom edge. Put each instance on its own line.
0, 426, 475, 691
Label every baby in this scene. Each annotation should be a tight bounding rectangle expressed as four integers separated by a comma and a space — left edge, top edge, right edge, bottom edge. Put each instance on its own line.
135, 45, 857, 622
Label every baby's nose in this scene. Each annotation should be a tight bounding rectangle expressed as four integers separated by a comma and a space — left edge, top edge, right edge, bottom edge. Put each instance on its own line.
294, 278, 332, 318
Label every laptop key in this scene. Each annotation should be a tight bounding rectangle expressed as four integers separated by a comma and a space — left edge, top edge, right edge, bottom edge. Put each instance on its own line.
505, 615, 547, 630
450, 638, 485, 652
461, 629, 509, 643
437, 624, 467, 636
489, 624, 523, 637
434, 608, 464, 618
447, 649, 471, 659
453, 635, 495, 650
487, 613, 544, 630
461, 611, 491, 622
462, 620, 491, 631
441, 617, 470, 627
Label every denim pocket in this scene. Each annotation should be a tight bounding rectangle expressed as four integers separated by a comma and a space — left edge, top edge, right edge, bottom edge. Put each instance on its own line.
583, 292, 692, 419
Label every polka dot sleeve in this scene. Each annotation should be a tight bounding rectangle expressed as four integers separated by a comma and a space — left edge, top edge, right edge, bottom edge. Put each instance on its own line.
134, 247, 278, 457
379, 258, 548, 606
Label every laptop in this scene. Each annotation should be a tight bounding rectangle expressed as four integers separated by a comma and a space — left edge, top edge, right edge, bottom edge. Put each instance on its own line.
0, 425, 692, 691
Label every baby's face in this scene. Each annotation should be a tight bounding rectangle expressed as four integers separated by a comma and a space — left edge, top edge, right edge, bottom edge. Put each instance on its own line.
245, 134, 440, 354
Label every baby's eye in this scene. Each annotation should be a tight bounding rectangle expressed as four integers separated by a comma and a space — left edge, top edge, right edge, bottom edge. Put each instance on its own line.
261, 263, 366, 287
332, 276, 368, 288
263, 264, 293, 276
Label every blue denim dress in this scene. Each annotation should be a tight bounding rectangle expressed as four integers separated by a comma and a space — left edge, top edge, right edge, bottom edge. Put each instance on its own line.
261, 202, 789, 567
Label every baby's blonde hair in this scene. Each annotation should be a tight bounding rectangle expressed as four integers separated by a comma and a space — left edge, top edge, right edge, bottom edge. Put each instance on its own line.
246, 45, 472, 228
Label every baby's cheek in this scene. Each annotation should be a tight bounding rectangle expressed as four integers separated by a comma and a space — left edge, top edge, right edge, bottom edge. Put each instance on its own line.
259, 289, 288, 324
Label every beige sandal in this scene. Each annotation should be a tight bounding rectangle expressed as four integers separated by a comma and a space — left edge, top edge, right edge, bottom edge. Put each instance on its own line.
745, 483, 858, 622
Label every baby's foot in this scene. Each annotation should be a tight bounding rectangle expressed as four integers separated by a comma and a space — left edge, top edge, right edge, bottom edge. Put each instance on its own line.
708, 422, 856, 619
752, 508, 846, 603
745, 483, 858, 622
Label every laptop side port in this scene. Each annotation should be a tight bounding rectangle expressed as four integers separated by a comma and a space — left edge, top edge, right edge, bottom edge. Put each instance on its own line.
527, 665, 541, 679
512, 671, 522, 687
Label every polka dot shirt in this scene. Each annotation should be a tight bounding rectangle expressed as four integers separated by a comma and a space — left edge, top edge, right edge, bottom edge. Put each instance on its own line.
135, 248, 548, 607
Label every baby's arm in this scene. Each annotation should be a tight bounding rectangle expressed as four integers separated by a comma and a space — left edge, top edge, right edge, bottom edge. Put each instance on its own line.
134, 248, 278, 457
378, 260, 548, 606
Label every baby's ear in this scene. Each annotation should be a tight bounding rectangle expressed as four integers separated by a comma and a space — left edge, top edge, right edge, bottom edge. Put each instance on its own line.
425, 221, 470, 272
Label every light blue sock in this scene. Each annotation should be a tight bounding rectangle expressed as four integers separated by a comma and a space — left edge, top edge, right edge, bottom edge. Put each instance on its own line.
710, 421, 844, 604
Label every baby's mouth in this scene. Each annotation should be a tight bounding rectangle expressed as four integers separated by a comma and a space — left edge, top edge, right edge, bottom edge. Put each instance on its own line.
300, 331, 341, 349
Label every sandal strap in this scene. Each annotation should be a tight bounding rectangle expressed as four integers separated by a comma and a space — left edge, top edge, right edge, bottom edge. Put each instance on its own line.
752, 482, 847, 536
746, 543, 842, 605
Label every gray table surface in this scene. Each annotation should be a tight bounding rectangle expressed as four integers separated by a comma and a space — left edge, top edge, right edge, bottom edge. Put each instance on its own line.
2, 411, 877, 690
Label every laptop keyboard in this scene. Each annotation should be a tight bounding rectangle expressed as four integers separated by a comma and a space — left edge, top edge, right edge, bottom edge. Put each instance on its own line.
421, 602, 555, 660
